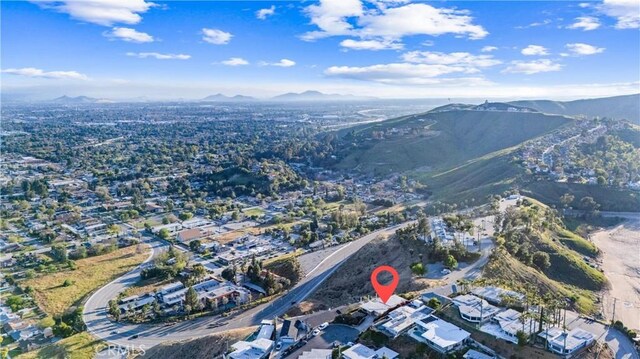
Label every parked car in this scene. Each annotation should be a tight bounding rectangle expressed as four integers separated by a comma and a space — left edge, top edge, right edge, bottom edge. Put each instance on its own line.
318, 322, 329, 330
312, 329, 320, 336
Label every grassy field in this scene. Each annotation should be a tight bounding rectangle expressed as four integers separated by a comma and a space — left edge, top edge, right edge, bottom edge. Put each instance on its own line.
242, 207, 265, 217
555, 228, 599, 257
139, 327, 256, 359
23, 245, 149, 317
15, 332, 105, 359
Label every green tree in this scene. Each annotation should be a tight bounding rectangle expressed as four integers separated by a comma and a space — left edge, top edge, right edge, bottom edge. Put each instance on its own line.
158, 228, 170, 240
192, 264, 207, 282
189, 239, 202, 252
427, 298, 441, 309
108, 299, 121, 321
532, 251, 551, 270
516, 330, 529, 346
444, 254, 458, 269
179, 212, 193, 221
38, 316, 55, 329
184, 286, 199, 315
51, 243, 68, 263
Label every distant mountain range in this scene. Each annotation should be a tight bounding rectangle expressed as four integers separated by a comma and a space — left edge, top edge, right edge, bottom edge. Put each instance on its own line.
200, 93, 257, 102
51, 95, 114, 104
269, 90, 377, 102
508, 94, 639, 123
6, 93, 638, 122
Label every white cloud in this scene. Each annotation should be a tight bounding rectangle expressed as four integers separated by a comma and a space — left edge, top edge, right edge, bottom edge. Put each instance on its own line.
1, 67, 88, 80
126, 52, 190, 60
598, 0, 640, 29
521, 45, 549, 56
202, 28, 232, 45
301, 0, 487, 47
503, 59, 562, 74
221, 57, 250, 66
325, 63, 490, 85
106, 27, 154, 43
340, 39, 403, 50
260, 59, 296, 67
401, 51, 501, 70
567, 16, 601, 30
565, 43, 605, 55
256, 5, 276, 20
481, 46, 498, 52
516, 19, 552, 29
34, 0, 155, 26
301, 0, 363, 40
357, 3, 488, 39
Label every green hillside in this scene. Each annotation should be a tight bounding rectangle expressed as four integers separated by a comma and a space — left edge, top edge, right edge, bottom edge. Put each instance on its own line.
510, 93, 640, 123
484, 198, 606, 314
333, 110, 571, 175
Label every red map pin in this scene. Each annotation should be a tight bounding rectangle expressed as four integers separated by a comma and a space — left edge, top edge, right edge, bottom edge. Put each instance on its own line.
370, 265, 399, 304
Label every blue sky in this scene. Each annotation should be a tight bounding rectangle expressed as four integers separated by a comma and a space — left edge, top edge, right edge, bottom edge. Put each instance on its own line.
2, 0, 639, 100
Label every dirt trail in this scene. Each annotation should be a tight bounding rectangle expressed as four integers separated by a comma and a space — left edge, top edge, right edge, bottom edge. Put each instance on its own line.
591, 219, 640, 330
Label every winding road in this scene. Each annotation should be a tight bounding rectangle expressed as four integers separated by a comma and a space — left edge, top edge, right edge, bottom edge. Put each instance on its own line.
84, 222, 414, 349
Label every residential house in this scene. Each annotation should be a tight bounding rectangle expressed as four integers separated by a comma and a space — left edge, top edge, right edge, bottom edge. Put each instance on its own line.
538, 327, 595, 356
408, 315, 470, 354
341, 344, 399, 359
377, 300, 433, 338
452, 295, 501, 323
228, 338, 274, 359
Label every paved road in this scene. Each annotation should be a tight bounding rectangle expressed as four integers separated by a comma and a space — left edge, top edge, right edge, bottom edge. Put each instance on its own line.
84, 222, 413, 349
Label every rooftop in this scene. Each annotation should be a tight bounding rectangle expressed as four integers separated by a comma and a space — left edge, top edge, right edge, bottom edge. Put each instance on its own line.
415, 315, 471, 348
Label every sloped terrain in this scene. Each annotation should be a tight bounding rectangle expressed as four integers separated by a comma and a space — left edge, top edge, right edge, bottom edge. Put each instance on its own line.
510, 93, 639, 123
333, 109, 571, 176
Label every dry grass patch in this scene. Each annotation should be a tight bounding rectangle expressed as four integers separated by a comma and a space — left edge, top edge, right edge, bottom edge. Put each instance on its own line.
16, 332, 105, 359
309, 235, 434, 308
138, 327, 256, 359
23, 245, 149, 317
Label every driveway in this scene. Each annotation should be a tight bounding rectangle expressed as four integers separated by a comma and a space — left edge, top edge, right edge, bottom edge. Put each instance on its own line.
284, 324, 359, 358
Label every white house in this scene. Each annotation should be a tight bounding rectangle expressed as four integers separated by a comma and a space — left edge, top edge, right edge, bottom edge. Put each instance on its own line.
538, 327, 595, 356
452, 295, 501, 323
378, 300, 433, 338
408, 315, 470, 354
229, 338, 274, 359
359, 295, 406, 316
341, 344, 399, 359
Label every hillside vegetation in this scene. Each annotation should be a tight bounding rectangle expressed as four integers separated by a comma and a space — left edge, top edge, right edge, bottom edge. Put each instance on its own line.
484, 198, 606, 313
333, 109, 571, 176
510, 93, 640, 123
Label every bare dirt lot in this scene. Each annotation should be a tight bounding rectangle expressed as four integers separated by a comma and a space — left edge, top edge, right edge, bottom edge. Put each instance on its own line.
591, 219, 640, 330
305, 235, 437, 309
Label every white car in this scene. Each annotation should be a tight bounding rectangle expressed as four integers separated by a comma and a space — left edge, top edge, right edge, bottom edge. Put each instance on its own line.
312, 329, 321, 336
441, 269, 451, 275
318, 322, 329, 330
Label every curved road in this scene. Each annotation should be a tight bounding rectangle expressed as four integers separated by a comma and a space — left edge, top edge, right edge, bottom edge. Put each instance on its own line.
84, 222, 412, 349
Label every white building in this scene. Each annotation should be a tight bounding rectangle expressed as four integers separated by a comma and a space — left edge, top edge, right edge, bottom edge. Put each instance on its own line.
408, 315, 470, 354
471, 286, 524, 306
378, 300, 433, 338
299, 349, 332, 359
342, 344, 399, 359
452, 295, 501, 323
538, 327, 595, 356
229, 338, 274, 359
359, 295, 406, 316
480, 309, 537, 344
